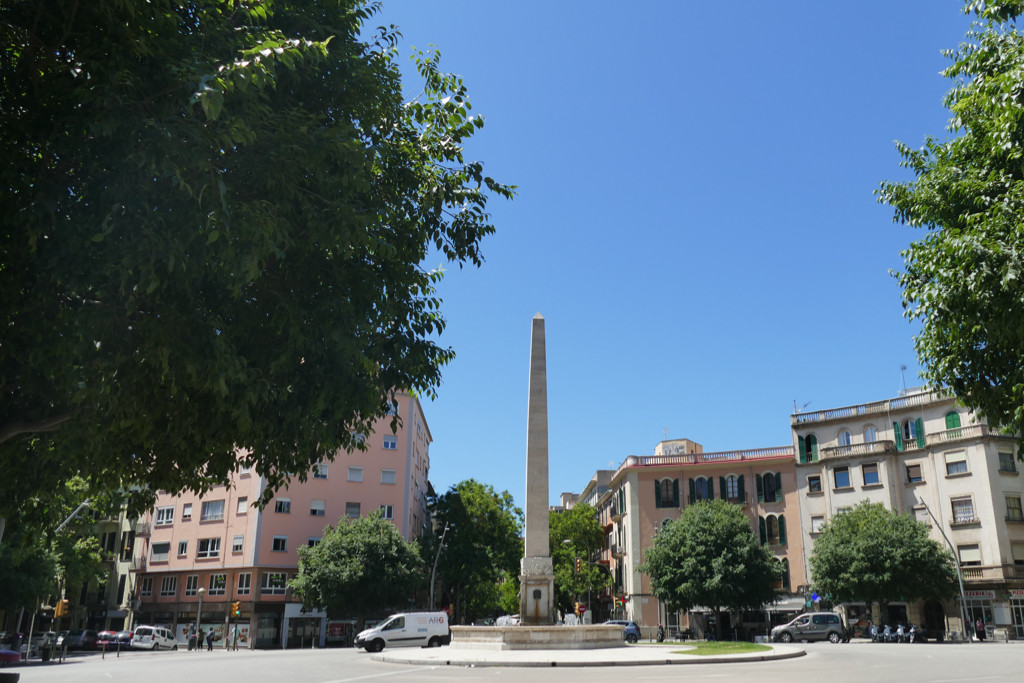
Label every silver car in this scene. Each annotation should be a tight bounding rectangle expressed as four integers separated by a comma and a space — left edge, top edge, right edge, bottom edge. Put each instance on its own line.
771, 612, 849, 643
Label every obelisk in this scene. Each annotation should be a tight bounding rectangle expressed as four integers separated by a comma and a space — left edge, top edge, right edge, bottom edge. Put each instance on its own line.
520, 313, 555, 625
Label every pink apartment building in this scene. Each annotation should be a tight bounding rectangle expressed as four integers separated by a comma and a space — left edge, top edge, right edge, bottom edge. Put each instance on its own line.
132, 393, 432, 649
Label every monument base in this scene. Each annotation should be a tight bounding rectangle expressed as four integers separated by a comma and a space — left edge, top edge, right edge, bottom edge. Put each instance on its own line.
450, 625, 626, 650
520, 556, 555, 625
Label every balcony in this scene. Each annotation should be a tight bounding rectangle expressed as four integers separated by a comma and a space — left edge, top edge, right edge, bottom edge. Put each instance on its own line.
926, 424, 1013, 447
961, 564, 1024, 582
628, 446, 794, 468
791, 390, 949, 426
820, 441, 898, 461
610, 544, 623, 559
723, 492, 748, 506
133, 520, 151, 536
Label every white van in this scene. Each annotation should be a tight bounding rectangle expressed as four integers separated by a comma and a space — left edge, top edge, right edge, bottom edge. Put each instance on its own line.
131, 625, 178, 650
355, 612, 450, 652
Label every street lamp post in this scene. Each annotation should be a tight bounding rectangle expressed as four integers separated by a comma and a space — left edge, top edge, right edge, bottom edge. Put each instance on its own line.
917, 499, 970, 642
429, 523, 449, 611
195, 587, 206, 648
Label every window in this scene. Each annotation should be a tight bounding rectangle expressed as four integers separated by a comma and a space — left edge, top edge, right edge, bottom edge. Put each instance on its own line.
154, 506, 174, 526
945, 450, 968, 476
951, 496, 976, 524
798, 434, 819, 463
864, 426, 877, 443
958, 544, 982, 567
689, 476, 713, 503
906, 464, 923, 483
237, 497, 249, 515
383, 436, 398, 450
810, 515, 825, 533
313, 462, 329, 479
308, 537, 322, 548
759, 472, 781, 503
347, 467, 363, 483
381, 469, 397, 485
237, 573, 251, 596
182, 503, 192, 522
723, 474, 743, 502
999, 451, 1018, 473
902, 419, 918, 443
896, 417, 924, 450
1006, 495, 1024, 522
807, 475, 822, 493
346, 502, 361, 518
232, 535, 244, 553
834, 467, 851, 489
240, 463, 251, 475
160, 576, 177, 597
177, 540, 188, 556
200, 500, 225, 522
272, 536, 288, 552
151, 542, 170, 563
758, 514, 787, 545
275, 498, 291, 514
197, 537, 221, 559
185, 575, 199, 597
838, 430, 852, 447
261, 572, 287, 595
656, 478, 679, 508
386, 401, 398, 416
140, 577, 153, 596
945, 411, 962, 430
379, 504, 394, 519
208, 574, 227, 596
862, 463, 880, 486
310, 500, 325, 517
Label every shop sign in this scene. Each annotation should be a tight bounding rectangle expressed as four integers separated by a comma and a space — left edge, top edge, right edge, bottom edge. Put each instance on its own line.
964, 590, 995, 599
1008, 589, 1024, 598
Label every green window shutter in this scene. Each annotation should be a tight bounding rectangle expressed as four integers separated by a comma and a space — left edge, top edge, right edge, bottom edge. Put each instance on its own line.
708, 477, 715, 500
778, 514, 787, 545
756, 474, 764, 503
946, 411, 961, 430
654, 480, 662, 508
719, 477, 727, 500
774, 472, 783, 496
782, 559, 791, 591
808, 435, 819, 462
688, 478, 695, 505
893, 421, 903, 451
759, 516, 767, 545
798, 436, 806, 464
915, 417, 925, 448
738, 475, 746, 502
672, 479, 680, 507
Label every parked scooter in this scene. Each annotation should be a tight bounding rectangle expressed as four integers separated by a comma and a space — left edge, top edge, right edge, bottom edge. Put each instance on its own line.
895, 624, 906, 643
882, 624, 893, 642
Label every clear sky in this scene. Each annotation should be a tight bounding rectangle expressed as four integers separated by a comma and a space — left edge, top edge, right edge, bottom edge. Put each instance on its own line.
370, 1, 976, 509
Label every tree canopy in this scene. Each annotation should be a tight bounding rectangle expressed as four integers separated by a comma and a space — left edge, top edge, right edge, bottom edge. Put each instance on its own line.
808, 501, 957, 608
430, 479, 522, 623
877, 1, 1024, 447
0, 0, 512, 524
290, 511, 421, 621
640, 500, 781, 639
549, 503, 611, 616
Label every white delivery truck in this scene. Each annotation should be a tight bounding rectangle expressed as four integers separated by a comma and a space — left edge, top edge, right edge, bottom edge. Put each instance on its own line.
355, 612, 450, 652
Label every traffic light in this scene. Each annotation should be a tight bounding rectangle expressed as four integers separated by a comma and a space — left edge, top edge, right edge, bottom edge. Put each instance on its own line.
54, 599, 70, 617
574, 557, 581, 573
231, 602, 241, 618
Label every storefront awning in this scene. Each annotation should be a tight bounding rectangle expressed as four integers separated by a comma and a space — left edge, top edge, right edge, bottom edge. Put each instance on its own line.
767, 596, 806, 612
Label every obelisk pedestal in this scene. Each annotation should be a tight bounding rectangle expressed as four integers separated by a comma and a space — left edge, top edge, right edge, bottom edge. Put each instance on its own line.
520, 313, 555, 625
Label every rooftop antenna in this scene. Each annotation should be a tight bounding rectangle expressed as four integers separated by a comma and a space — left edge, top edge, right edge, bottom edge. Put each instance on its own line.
663, 427, 670, 441
900, 364, 908, 396
793, 400, 810, 413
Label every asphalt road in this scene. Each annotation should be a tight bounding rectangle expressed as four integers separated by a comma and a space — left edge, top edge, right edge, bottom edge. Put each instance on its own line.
4, 640, 1021, 683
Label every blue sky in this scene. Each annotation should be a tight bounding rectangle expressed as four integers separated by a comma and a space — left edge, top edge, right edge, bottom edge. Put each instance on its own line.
371, 1, 976, 509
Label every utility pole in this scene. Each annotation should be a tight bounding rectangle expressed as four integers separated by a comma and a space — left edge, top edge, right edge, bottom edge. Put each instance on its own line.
429, 522, 449, 611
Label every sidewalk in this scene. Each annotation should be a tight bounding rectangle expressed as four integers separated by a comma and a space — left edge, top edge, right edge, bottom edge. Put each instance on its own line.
375, 642, 806, 667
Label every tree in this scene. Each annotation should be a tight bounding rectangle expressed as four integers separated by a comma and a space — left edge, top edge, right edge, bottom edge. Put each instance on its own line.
430, 479, 522, 623
549, 503, 611, 617
640, 500, 781, 640
290, 511, 422, 623
877, 1, 1024, 449
809, 501, 957, 615
0, 0, 513, 524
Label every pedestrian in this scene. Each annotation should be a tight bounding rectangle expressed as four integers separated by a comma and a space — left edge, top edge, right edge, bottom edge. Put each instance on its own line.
206, 628, 214, 651
197, 627, 204, 650
976, 619, 986, 642
187, 623, 196, 651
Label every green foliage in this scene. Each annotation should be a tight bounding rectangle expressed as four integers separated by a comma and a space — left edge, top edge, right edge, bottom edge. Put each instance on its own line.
0, 543, 57, 611
877, 1, 1024, 448
640, 500, 781, 637
808, 501, 957, 606
291, 511, 422, 620
0, 0, 513, 519
497, 572, 520, 615
431, 479, 523, 623
549, 503, 611, 614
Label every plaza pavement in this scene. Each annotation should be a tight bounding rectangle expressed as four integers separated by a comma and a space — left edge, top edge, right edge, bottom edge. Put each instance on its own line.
375, 642, 807, 667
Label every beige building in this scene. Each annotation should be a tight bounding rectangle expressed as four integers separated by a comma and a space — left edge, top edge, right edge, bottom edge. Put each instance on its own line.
578, 439, 806, 640
792, 388, 1024, 639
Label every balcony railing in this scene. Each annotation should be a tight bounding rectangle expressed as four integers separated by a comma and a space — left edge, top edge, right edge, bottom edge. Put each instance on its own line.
628, 447, 793, 468
133, 521, 151, 536
791, 390, 949, 426
961, 564, 1024, 582
820, 441, 898, 460
926, 424, 995, 446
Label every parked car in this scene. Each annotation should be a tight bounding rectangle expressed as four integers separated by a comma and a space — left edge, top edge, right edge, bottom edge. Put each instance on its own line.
130, 625, 178, 650
63, 629, 99, 650
55, 630, 69, 648
355, 612, 450, 652
771, 612, 849, 643
0, 648, 19, 666
21, 631, 55, 658
96, 631, 118, 650
113, 631, 134, 648
603, 620, 641, 644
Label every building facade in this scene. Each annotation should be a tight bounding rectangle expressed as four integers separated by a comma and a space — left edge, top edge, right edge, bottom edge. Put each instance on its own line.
792, 388, 1024, 638
132, 393, 432, 648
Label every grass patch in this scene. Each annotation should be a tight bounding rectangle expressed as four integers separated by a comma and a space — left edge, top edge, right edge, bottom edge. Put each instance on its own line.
675, 641, 773, 656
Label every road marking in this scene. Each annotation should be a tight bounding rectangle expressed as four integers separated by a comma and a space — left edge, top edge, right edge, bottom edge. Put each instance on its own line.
319, 666, 437, 682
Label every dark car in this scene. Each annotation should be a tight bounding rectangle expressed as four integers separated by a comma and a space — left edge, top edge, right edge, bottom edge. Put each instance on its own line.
96, 631, 117, 650
114, 631, 134, 648
63, 629, 99, 650
603, 620, 641, 644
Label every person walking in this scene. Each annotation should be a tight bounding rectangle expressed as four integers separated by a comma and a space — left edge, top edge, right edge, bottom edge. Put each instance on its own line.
197, 628, 205, 651
206, 628, 215, 651
976, 619, 986, 642
187, 624, 196, 651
